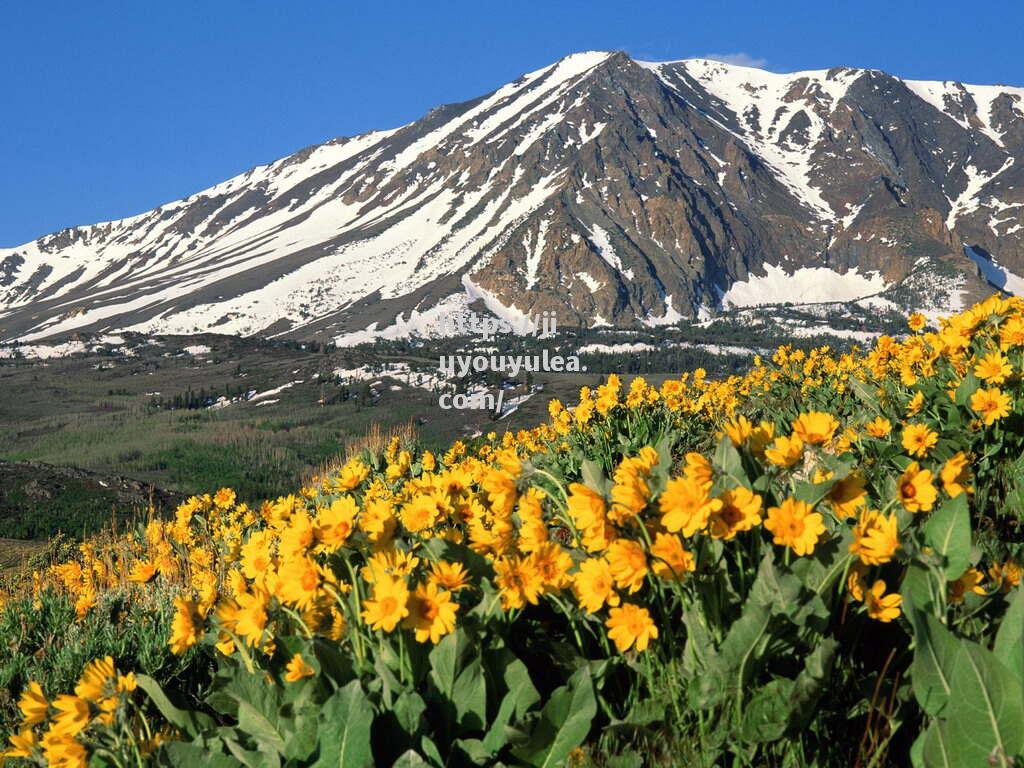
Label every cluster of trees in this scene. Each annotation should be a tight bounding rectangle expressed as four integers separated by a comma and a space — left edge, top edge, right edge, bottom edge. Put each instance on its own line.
148, 384, 253, 411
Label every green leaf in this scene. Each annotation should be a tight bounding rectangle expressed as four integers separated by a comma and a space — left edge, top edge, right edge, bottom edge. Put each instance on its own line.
791, 638, 838, 724
920, 721, 954, 768
923, 494, 971, 579
162, 741, 243, 767
654, 433, 675, 472
954, 372, 980, 407
622, 698, 666, 727
512, 666, 597, 768
483, 658, 540, 753
236, 699, 286, 755
748, 551, 804, 609
429, 628, 487, 732
312, 638, 356, 687
312, 680, 375, 768
392, 750, 432, 768
994, 587, 1024, 682
283, 710, 318, 762
902, 563, 940, 616
792, 479, 834, 507
713, 436, 746, 487
849, 378, 881, 413
581, 459, 608, 495
605, 752, 645, 768
136, 674, 214, 737
738, 637, 836, 744
374, 690, 427, 765
393, 690, 428, 738
420, 736, 444, 767
739, 678, 796, 743
453, 738, 494, 764
909, 731, 925, 768
944, 643, 1024, 766
680, 607, 713, 678
691, 600, 771, 709
693, 554, 801, 709
906, 604, 960, 716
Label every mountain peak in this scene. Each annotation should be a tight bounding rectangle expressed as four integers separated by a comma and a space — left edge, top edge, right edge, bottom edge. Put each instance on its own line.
1, 53, 1022, 343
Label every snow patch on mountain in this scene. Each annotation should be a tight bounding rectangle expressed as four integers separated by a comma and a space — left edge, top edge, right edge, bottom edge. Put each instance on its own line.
642, 295, 686, 327
905, 80, 1024, 147
946, 158, 1015, 229
334, 293, 477, 347
587, 225, 634, 280
653, 58, 862, 220
721, 264, 888, 308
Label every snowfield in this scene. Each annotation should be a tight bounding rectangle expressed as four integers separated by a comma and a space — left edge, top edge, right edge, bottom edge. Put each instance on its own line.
720, 265, 889, 308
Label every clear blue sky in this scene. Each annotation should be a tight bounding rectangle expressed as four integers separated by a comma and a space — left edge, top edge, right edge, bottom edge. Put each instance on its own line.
3, 0, 1022, 246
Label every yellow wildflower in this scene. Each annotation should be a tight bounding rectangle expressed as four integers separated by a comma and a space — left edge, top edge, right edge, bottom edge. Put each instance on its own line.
605, 604, 658, 653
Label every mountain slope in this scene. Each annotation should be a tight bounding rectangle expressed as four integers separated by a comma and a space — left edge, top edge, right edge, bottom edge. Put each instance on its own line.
2, 51, 1023, 343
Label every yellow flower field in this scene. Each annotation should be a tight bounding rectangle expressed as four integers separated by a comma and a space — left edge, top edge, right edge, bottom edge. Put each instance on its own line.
3, 294, 1024, 767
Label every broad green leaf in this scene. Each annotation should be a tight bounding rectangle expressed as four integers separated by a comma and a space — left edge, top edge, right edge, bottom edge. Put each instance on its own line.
793, 529, 852, 604
283, 710, 318, 762
691, 600, 771, 708
392, 750, 432, 768
906, 604, 961, 716
713, 436, 746, 486
483, 658, 540, 753
680, 607, 713, 678
923, 494, 971, 579
312, 637, 356, 687
902, 563, 940, 616
374, 642, 403, 705
429, 628, 487, 732
954, 372, 980, 407
909, 731, 924, 768
944, 643, 1024, 766
374, 690, 427, 764
622, 698, 666, 727
791, 638, 838, 719
739, 678, 796, 743
136, 674, 214, 737
748, 551, 804, 609
222, 737, 280, 768
920, 721, 953, 768
420, 736, 444, 766
453, 738, 494, 764
392, 690, 427, 738
849, 378, 881, 413
162, 741, 243, 767
512, 666, 597, 768
793, 478, 836, 507
994, 587, 1024, 682
581, 459, 608, 494
236, 699, 286, 755
312, 680, 375, 768
738, 637, 836, 744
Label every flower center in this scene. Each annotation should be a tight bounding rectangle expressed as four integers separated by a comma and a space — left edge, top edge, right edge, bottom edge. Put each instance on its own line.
301, 569, 318, 591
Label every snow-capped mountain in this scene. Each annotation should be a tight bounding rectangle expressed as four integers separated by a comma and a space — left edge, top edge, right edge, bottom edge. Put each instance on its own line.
2, 51, 1023, 343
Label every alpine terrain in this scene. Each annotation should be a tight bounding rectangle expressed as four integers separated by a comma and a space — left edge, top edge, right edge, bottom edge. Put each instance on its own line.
2, 51, 1023, 344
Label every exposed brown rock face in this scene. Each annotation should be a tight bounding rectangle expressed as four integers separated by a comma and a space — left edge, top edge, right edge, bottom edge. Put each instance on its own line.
1, 52, 1022, 342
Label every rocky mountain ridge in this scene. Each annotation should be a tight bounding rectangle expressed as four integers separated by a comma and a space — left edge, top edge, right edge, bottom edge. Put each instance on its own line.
1, 51, 1022, 343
